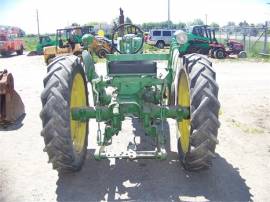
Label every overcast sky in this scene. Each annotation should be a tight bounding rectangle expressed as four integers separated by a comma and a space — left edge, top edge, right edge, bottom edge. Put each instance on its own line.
0, 0, 270, 34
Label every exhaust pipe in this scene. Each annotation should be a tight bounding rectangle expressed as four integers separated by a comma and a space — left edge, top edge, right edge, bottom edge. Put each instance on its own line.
0, 69, 25, 126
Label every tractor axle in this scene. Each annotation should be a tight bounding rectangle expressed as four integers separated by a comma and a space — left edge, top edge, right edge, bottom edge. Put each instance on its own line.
71, 105, 190, 122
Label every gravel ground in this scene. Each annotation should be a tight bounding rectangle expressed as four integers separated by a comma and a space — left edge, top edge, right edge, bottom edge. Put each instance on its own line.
0, 54, 270, 202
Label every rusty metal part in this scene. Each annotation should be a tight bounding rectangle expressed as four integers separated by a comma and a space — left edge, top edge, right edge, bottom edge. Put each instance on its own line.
0, 69, 25, 126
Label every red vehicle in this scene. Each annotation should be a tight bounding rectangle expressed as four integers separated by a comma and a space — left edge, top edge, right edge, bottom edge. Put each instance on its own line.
0, 33, 24, 56
209, 39, 247, 59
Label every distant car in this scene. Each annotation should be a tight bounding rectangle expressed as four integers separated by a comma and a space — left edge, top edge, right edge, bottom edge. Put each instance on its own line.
0, 33, 24, 56
146, 29, 176, 48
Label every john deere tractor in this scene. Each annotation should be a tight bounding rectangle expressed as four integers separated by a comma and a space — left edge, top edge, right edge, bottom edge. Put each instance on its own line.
40, 24, 220, 172
82, 34, 114, 58
43, 26, 94, 64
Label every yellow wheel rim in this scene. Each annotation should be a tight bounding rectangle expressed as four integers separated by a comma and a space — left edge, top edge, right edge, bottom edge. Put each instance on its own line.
178, 71, 191, 154
70, 73, 87, 153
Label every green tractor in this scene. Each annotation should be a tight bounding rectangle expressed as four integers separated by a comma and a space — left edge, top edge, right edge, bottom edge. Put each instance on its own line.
40, 24, 220, 172
179, 25, 227, 59
27, 35, 56, 56
43, 25, 94, 64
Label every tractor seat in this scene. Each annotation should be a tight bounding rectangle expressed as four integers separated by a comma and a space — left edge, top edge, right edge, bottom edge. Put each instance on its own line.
108, 61, 157, 75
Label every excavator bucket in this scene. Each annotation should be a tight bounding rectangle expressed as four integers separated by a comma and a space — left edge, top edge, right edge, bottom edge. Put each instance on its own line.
0, 69, 25, 126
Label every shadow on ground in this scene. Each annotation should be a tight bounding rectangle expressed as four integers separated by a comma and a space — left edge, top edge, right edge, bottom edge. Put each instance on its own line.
56, 120, 252, 201
0, 53, 23, 58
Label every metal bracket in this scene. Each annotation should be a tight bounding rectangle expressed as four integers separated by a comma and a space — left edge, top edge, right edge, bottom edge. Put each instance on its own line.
94, 146, 167, 160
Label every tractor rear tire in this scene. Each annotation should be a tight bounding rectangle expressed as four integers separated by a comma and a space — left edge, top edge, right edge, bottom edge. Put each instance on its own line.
209, 48, 215, 58
238, 51, 247, 58
176, 54, 220, 171
214, 48, 225, 59
40, 55, 89, 172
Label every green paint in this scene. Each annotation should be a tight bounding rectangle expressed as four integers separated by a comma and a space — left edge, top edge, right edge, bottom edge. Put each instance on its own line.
106, 53, 169, 61
35, 35, 56, 53
75, 30, 190, 160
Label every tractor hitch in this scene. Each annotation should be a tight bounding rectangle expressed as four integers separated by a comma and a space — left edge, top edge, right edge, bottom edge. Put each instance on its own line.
94, 146, 167, 160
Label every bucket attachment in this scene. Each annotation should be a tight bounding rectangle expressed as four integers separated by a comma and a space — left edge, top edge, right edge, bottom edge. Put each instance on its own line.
0, 69, 25, 126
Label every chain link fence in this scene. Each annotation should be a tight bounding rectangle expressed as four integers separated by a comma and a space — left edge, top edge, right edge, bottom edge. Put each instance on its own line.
216, 22, 270, 56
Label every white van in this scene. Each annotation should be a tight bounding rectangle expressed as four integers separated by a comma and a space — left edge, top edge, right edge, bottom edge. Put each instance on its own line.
146, 29, 176, 48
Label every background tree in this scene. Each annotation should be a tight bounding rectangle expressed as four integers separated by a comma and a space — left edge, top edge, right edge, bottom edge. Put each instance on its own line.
239, 20, 249, 28
176, 22, 186, 29
210, 22, 220, 31
227, 21, 236, 27
189, 19, 204, 26
224, 21, 237, 34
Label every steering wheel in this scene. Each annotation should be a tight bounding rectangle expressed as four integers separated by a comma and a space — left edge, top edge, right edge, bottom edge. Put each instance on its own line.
111, 23, 144, 54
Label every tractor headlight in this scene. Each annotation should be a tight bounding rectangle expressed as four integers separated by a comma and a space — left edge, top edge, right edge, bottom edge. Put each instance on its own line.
174, 30, 188, 45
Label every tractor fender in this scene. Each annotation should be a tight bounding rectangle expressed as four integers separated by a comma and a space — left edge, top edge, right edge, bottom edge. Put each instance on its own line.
82, 50, 95, 81
43, 46, 56, 63
172, 58, 184, 106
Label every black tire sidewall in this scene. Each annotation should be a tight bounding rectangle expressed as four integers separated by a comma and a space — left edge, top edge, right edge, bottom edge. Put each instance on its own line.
215, 49, 225, 59
174, 54, 220, 171
238, 51, 247, 58
41, 56, 89, 172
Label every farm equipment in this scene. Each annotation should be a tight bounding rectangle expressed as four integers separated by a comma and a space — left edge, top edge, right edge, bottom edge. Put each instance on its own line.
82, 35, 114, 58
43, 26, 94, 64
178, 25, 213, 56
40, 24, 220, 172
225, 39, 247, 58
0, 70, 25, 126
0, 33, 24, 57
27, 35, 56, 56
179, 25, 247, 59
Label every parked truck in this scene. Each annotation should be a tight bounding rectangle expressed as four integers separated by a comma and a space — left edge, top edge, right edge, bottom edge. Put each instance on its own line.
0, 33, 24, 57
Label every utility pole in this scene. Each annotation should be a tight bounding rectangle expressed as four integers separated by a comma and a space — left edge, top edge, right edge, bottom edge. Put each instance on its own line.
36, 9, 40, 37
168, 0, 170, 22
263, 3, 270, 54
263, 21, 268, 54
